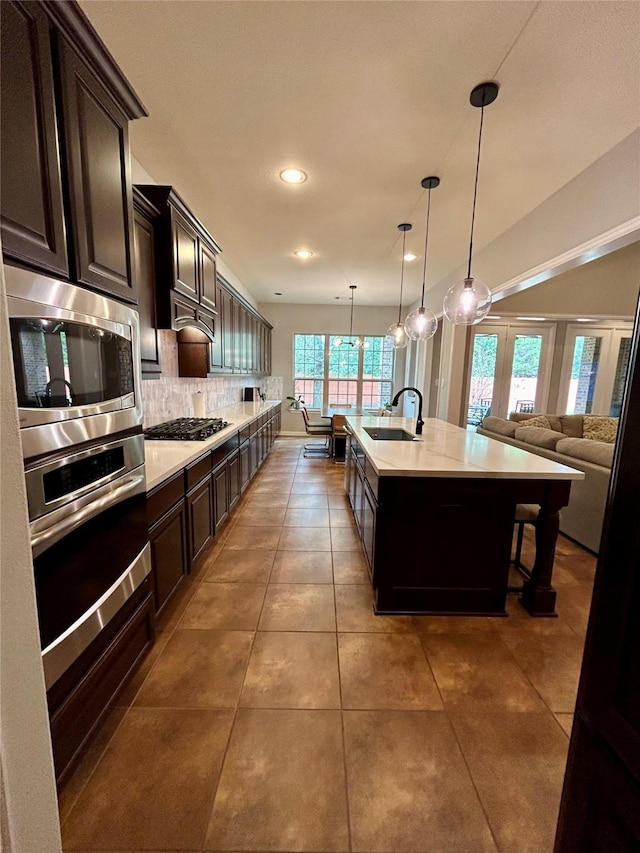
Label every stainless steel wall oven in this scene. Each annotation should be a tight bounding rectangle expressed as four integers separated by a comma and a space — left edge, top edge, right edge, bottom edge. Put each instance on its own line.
5, 267, 153, 779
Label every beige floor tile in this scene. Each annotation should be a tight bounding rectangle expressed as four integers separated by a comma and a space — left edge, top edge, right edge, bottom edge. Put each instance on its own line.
335, 584, 415, 633
327, 481, 347, 494
240, 632, 340, 709
450, 710, 569, 853
328, 493, 350, 508
62, 708, 233, 851
332, 551, 369, 584
204, 549, 276, 583
180, 582, 266, 630
329, 508, 355, 528
204, 709, 348, 851
555, 712, 574, 737
503, 634, 584, 712
270, 551, 333, 583
330, 526, 361, 551
283, 507, 330, 527
338, 633, 443, 710
421, 633, 548, 711
135, 629, 253, 709
223, 525, 282, 550
343, 710, 497, 853
250, 481, 292, 495
413, 614, 497, 634
243, 492, 290, 508
235, 505, 287, 527
259, 584, 336, 631
278, 526, 332, 551
287, 493, 329, 508
555, 582, 595, 637
290, 480, 329, 494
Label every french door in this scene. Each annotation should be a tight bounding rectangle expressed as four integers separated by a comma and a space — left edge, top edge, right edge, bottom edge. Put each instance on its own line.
559, 325, 633, 416
467, 323, 556, 421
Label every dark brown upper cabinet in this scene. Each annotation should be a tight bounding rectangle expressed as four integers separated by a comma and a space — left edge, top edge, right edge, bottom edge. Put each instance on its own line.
134, 185, 221, 319
1, 1, 68, 278
133, 189, 162, 378
0, 1, 147, 303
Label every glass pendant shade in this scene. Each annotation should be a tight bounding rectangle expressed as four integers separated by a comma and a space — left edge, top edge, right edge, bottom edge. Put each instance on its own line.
385, 322, 409, 350
404, 306, 438, 341
443, 276, 492, 325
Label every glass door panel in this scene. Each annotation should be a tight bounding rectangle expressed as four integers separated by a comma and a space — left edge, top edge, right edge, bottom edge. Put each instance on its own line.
566, 333, 604, 414
467, 326, 506, 425
507, 334, 543, 414
609, 332, 633, 417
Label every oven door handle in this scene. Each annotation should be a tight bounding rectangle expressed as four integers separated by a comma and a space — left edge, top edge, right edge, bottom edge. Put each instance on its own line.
41, 543, 152, 690
30, 470, 145, 557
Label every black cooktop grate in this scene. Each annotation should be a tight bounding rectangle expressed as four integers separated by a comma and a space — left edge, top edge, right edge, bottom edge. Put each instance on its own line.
144, 417, 230, 441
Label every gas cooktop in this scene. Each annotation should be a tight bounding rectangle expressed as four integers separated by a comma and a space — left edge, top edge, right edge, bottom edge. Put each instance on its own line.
144, 417, 231, 441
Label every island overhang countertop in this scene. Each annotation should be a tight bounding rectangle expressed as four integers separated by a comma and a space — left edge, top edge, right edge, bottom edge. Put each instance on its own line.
345, 415, 585, 481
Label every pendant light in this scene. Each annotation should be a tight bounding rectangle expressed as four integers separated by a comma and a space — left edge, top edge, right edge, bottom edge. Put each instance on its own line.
443, 81, 499, 325
405, 177, 439, 341
385, 223, 412, 350
335, 285, 367, 348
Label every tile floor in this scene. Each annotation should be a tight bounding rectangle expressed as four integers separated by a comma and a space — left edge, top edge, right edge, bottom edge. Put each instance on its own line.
59, 438, 597, 853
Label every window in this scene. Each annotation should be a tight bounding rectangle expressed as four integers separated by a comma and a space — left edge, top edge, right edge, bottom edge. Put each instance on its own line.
294, 334, 394, 410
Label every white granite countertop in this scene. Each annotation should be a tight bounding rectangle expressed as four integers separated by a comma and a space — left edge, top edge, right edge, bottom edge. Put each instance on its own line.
144, 401, 280, 492
346, 416, 585, 480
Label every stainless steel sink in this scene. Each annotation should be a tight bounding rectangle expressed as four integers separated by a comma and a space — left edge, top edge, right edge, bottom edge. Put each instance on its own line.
363, 427, 419, 441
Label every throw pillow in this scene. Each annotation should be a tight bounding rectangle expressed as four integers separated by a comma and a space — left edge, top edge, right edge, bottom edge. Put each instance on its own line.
583, 416, 618, 444
520, 415, 553, 430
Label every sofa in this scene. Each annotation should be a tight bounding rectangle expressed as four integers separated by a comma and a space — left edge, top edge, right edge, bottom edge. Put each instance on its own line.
477, 412, 617, 553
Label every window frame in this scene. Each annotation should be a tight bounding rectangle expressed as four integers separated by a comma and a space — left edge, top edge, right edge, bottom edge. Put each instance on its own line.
293, 333, 394, 411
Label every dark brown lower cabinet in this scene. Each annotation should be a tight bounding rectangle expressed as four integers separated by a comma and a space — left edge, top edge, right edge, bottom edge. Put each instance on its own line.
228, 450, 240, 511
362, 480, 377, 572
249, 433, 258, 477
213, 461, 229, 528
186, 475, 214, 565
149, 499, 188, 613
47, 579, 155, 784
240, 440, 250, 492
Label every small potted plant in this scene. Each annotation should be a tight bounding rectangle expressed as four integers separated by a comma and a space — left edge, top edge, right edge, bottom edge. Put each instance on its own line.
286, 394, 305, 410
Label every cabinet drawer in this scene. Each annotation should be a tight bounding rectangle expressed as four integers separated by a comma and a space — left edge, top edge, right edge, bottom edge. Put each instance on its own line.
239, 425, 251, 443
186, 452, 212, 491
211, 434, 239, 468
147, 471, 185, 526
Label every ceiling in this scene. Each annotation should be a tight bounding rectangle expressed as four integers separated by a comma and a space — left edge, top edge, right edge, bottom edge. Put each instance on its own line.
80, 1, 640, 306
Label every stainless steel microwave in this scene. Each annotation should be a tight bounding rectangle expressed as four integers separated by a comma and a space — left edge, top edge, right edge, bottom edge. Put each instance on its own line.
5, 267, 143, 460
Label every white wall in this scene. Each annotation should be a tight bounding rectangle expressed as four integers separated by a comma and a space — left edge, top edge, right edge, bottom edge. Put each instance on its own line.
497, 241, 640, 317
0, 261, 62, 853
258, 301, 402, 433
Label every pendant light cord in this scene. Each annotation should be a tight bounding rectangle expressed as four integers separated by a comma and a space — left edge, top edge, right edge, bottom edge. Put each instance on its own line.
349, 287, 354, 339
467, 103, 485, 279
398, 229, 407, 325
420, 188, 432, 308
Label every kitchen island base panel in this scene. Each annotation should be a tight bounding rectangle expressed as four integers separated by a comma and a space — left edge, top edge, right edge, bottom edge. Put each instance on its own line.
346, 422, 573, 616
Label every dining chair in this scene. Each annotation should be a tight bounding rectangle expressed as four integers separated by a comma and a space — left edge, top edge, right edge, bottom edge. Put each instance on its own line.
301, 407, 332, 457
508, 503, 539, 591
331, 414, 349, 464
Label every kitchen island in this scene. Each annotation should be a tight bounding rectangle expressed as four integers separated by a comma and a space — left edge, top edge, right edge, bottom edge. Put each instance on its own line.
344, 416, 584, 617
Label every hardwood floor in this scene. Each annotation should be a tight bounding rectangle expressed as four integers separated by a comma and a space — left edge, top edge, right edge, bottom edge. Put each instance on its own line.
58, 438, 596, 852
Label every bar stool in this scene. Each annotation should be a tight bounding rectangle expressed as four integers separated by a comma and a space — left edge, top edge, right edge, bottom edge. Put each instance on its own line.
509, 503, 539, 591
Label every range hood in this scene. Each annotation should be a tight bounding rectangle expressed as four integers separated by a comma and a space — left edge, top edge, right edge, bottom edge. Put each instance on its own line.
173, 314, 214, 343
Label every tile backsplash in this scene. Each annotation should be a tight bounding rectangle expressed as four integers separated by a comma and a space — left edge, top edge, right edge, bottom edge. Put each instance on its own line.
141, 331, 282, 427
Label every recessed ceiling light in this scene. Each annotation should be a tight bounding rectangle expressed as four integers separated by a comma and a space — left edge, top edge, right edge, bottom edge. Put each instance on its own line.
294, 249, 313, 259
274, 292, 283, 296
280, 168, 307, 184
404, 253, 418, 262
576, 317, 598, 322
516, 316, 548, 321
